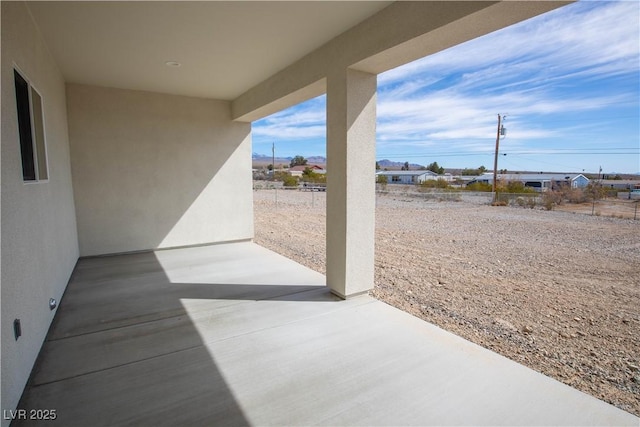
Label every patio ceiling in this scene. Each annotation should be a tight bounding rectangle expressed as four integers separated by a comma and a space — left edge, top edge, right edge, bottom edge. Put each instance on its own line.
26, 1, 572, 120
26, 1, 391, 100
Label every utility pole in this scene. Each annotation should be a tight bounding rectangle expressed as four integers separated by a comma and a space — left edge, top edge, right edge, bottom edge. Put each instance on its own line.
492, 114, 504, 204
272, 142, 278, 207
592, 165, 602, 215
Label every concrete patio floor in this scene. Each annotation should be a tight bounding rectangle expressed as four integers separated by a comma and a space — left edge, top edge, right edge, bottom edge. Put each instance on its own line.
17, 242, 637, 426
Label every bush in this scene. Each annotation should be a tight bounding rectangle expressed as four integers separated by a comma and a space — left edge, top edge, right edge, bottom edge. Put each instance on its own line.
273, 171, 289, 181
541, 190, 562, 210
376, 175, 388, 192
584, 183, 602, 201
514, 196, 538, 209
461, 166, 487, 176
281, 175, 299, 187
565, 187, 587, 203
526, 197, 537, 209
500, 181, 536, 194
301, 168, 326, 184
420, 178, 450, 189
466, 182, 492, 192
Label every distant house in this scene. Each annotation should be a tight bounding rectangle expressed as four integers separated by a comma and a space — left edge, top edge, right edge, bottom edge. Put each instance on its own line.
376, 170, 438, 184
440, 173, 455, 182
468, 173, 590, 191
290, 164, 326, 177
457, 175, 480, 185
599, 179, 640, 191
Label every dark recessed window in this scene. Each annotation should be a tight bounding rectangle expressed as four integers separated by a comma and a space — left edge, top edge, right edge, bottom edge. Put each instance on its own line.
14, 69, 48, 182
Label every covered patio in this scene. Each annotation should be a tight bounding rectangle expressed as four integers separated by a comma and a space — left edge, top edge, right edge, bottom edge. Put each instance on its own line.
3, 1, 638, 424
16, 242, 637, 425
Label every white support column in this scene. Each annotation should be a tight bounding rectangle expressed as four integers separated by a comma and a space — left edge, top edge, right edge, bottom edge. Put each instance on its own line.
326, 68, 377, 299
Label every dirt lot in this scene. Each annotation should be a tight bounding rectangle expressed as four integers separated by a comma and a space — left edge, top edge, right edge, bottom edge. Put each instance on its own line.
253, 187, 640, 416
555, 199, 640, 220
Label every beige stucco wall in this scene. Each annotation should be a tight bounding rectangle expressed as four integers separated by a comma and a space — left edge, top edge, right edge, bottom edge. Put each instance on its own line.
66, 84, 253, 257
326, 69, 377, 297
1, 2, 80, 421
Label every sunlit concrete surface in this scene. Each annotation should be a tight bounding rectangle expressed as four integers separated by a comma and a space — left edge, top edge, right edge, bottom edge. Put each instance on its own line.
17, 242, 638, 426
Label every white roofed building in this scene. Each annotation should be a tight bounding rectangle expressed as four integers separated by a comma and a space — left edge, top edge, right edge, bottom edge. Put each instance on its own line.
468, 173, 590, 191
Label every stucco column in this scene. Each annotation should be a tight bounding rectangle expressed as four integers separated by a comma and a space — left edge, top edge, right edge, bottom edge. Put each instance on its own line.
326, 68, 377, 298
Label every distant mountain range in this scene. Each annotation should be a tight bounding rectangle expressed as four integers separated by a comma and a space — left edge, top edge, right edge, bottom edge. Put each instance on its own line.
252, 153, 328, 166
252, 153, 425, 169
376, 159, 425, 169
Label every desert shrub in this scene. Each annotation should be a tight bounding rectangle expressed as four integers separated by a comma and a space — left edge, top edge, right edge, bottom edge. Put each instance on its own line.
550, 184, 588, 204
419, 178, 450, 189
461, 166, 487, 176
252, 170, 270, 180
466, 182, 492, 192
273, 171, 290, 181
584, 182, 607, 202
376, 174, 388, 191
513, 195, 538, 209
565, 187, 587, 203
603, 188, 619, 198
495, 192, 512, 204
282, 175, 298, 187
500, 181, 536, 194
541, 190, 563, 210
301, 169, 326, 184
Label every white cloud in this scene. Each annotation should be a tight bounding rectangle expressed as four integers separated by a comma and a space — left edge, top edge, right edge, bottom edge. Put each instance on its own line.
252, 1, 638, 172
253, 124, 325, 140
253, 95, 326, 140
379, 1, 639, 87
377, 86, 630, 140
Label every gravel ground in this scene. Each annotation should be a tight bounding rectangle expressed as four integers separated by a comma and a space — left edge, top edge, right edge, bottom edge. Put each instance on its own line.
253, 187, 640, 416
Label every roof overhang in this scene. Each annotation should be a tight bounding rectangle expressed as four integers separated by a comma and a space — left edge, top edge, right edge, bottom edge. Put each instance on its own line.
25, 1, 572, 122
26, 1, 391, 101
231, 1, 572, 121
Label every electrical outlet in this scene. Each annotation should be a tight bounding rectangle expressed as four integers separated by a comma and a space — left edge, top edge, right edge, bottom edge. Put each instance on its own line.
14, 319, 21, 341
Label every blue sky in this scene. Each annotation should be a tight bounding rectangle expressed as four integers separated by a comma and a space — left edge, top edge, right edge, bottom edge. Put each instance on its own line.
252, 1, 640, 174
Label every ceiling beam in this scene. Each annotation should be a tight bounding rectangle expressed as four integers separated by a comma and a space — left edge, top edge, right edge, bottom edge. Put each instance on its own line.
232, 1, 571, 123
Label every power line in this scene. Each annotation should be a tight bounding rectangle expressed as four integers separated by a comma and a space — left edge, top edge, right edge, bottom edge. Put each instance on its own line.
376, 151, 638, 159
525, 147, 637, 151
378, 146, 637, 154
509, 151, 638, 155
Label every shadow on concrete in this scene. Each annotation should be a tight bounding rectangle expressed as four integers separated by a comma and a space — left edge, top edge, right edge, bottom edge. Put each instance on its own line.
14, 243, 639, 426
15, 245, 329, 426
